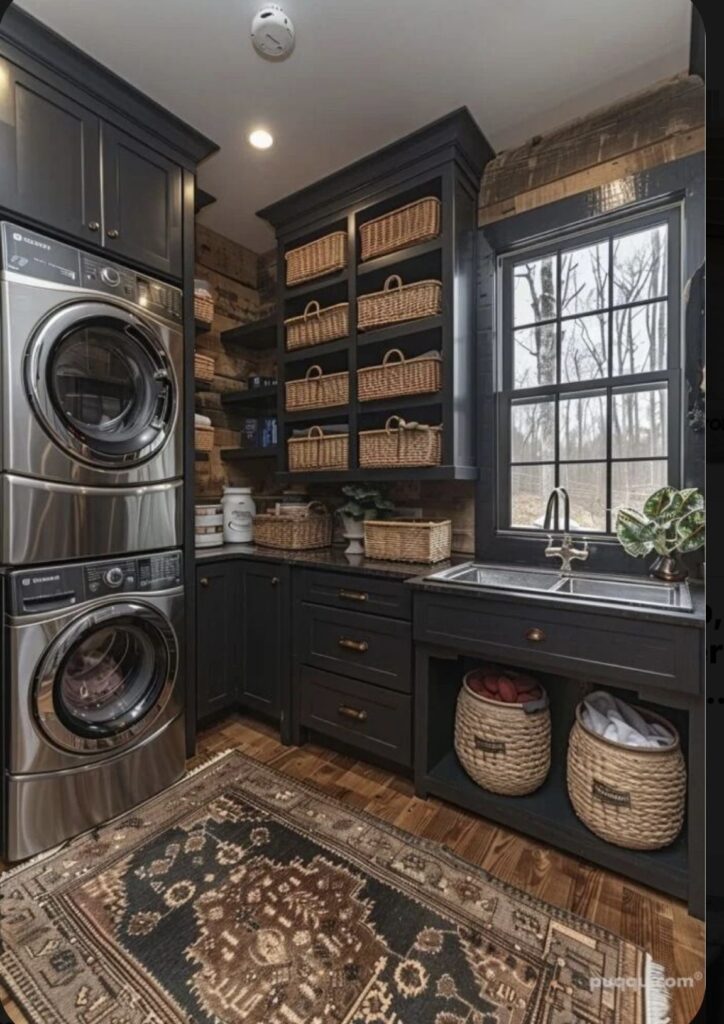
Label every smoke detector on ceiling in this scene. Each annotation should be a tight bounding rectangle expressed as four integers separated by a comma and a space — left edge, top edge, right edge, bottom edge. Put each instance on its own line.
251, 5, 295, 60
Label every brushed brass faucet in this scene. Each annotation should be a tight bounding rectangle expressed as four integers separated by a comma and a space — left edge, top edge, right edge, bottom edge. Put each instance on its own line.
543, 487, 589, 574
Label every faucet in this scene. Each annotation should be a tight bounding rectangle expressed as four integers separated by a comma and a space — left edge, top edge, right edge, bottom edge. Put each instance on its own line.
542, 487, 589, 574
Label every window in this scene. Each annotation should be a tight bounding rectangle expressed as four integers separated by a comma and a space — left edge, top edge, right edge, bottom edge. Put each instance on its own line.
498, 207, 680, 535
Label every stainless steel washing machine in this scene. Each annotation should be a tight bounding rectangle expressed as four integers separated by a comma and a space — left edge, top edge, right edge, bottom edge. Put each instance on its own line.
4, 549, 185, 860
0, 221, 184, 565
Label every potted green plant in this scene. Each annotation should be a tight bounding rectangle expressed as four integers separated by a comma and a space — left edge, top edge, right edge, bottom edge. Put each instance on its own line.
337, 485, 395, 555
615, 486, 705, 581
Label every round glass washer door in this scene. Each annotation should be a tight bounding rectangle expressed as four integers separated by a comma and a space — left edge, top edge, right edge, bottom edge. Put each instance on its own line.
26, 301, 176, 469
34, 602, 178, 754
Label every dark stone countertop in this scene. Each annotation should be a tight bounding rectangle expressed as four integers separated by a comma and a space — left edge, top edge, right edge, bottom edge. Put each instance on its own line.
194, 543, 465, 580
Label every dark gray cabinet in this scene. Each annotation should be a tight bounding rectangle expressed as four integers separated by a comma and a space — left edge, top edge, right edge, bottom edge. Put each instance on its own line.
196, 563, 241, 721
0, 59, 102, 244
101, 123, 182, 276
239, 561, 289, 721
0, 56, 183, 277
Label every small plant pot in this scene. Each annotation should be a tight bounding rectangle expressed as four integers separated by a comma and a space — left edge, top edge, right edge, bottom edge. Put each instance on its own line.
339, 513, 365, 555
649, 553, 688, 582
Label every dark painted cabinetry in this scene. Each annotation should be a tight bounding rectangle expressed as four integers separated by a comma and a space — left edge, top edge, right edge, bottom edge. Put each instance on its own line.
195, 560, 289, 729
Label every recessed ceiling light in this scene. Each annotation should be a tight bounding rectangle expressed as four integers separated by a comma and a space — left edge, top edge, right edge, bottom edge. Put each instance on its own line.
249, 129, 274, 150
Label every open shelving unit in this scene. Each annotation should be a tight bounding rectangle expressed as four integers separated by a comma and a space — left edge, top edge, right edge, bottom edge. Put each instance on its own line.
256, 109, 494, 484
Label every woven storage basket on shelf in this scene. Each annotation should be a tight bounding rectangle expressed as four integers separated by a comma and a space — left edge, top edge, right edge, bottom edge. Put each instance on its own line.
357, 275, 442, 332
194, 294, 214, 324
359, 416, 442, 468
285, 232, 347, 286
567, 702, 686, 850
194, 352, 215, 383
363, 519, 451, 563
358, 348, 441, 402
287, 426, 349, 472
285, 365, 349, 411
254, 503, 332, 550
285, 301, 349, 351
360, 196, 441, 262
455, 671, 551, 796
194, 425, 214, 452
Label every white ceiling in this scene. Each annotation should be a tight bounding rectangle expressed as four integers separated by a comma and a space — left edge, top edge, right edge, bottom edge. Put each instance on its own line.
15, 0, 691, 253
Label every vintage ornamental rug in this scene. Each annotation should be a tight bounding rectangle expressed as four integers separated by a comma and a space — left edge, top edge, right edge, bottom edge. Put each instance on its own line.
0, 750, 668, 1024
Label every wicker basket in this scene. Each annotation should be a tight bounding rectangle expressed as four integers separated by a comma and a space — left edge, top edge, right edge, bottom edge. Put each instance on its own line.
364, 519, 451, 563
254, 503, 332, 550
455, 671, 551, 796
358, 348, 441, 402
360, 196, 441, 262
285, 232, 347, 286
567, 702, 686, 850
285, 301, 349, 351
358, 275, 442, 332
359, 416, 442, 468
194, 352, 215, 383
194, 295, 214, 324
288, 426, 349, 472
195, 424, 214, 452
285, 365, 349, 411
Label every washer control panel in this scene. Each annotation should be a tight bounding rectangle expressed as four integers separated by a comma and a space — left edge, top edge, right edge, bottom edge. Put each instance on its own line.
7, 551, 183, 616
0, 221, 182, 323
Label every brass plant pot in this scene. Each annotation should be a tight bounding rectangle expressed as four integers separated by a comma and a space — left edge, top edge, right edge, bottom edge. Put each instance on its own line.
649, 553, 688, 582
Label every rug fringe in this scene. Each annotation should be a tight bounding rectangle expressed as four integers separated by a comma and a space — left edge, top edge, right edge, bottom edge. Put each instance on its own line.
645, 955, 671, 1024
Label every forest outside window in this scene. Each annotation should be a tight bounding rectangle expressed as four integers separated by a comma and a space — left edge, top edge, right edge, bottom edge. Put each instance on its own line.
498, 207, 681, 537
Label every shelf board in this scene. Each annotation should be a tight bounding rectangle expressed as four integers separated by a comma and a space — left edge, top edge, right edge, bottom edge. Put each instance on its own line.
221, 315, 277, 351
357, 392, 442, 416
195, 378, 212, 391
195, 318, 212, 333
220, 446, 279, 462
285, 405, 349, 423
422, 749, 688, 900
283, 337, 350, 363
357, 315, 443, 348
357, 237, 442, 276
221, 384, 278, 407
194, 450, 210, 461
195, 188, 217, 213
276, 464, 477, 483
283, 267, 348, 301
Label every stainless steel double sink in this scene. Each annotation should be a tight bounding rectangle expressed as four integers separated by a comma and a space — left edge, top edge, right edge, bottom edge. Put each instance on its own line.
424, 562, 693, 612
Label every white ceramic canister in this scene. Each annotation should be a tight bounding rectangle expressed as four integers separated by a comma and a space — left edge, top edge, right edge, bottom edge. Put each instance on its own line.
222, 487, 256, 543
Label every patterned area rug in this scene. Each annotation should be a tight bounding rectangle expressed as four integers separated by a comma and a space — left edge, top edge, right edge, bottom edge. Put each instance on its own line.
0, 750, 668, 1024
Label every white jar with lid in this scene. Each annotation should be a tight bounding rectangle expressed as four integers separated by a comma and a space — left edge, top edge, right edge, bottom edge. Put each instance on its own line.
222, 487, 256, 543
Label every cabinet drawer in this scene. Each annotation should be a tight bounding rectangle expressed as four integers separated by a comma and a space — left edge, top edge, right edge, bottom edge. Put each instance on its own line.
414, 593, 702, 695
298, 603, 411, 692
299, 667, 412, 766
297, 569, 411, 619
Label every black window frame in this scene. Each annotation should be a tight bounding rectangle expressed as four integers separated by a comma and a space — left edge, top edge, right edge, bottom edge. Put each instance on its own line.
475, 153, 705, 574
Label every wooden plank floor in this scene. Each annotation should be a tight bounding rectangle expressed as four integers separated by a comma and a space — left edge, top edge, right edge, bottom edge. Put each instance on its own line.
1, 713, 705, 1024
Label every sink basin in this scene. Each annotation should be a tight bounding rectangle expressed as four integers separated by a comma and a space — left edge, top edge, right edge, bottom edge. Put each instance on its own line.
425, 562, 693, 612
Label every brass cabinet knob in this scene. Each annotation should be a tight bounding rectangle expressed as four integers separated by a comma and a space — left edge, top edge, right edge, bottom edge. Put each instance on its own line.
200, 577, 209, 588
338, 637, 369, 653
88, 220, 100, 232
525, 627, 546, 642
337, 704, 368, 722
106, 228, 120, 238
338, 588, 368, 602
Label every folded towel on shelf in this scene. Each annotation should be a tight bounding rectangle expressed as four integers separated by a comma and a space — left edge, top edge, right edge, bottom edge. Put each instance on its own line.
195, 414, 212, 427
291, 424, 349, 437
581, 691, 675, 749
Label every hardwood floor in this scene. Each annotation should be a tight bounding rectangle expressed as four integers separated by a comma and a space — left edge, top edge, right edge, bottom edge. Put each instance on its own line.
1, 713, 705, 1024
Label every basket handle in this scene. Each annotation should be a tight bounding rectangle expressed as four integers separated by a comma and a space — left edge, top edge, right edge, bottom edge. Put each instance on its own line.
382, 348, 405, 366
384, 415, 407, 433
307, 425, 325, 439
304, 364, 323, 380
383, 275, 403, 292
303, 301, 321, 321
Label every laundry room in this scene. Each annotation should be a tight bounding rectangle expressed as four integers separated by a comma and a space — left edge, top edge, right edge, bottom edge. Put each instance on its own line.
0, 2, 710, 1023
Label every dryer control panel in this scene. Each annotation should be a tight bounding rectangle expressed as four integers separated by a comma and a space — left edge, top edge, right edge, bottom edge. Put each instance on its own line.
0, 222, 182, 323
7, 551, 183, 616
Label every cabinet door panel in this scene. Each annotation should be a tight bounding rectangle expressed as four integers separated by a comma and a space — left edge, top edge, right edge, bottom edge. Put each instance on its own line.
101, 123, 182, 276
196, 564, 240, 720
0, 58, 101, 241
240, 563, 287, 717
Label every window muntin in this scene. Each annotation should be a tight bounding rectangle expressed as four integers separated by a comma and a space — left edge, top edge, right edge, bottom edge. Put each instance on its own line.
500, 209, 679, 536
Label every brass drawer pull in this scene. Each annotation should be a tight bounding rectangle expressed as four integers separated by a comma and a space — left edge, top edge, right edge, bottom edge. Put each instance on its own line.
526, 627, 546, 643
338, 588, 368, 602
338, 704, 368, 722
338, 637, 369, 653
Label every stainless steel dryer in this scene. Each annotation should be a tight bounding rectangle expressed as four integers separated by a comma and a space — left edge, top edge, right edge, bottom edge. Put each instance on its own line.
4, 549, 185, 860
0, 222, 184, 564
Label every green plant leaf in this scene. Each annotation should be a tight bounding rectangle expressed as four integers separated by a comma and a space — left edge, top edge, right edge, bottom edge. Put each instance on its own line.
615, 507, 656, 558
676, 488, 704, 516
643, 486, 677, 521
676, 508, 705, 553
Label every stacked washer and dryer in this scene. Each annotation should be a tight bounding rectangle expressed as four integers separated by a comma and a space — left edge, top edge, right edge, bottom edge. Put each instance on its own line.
1, 222, 186, 859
